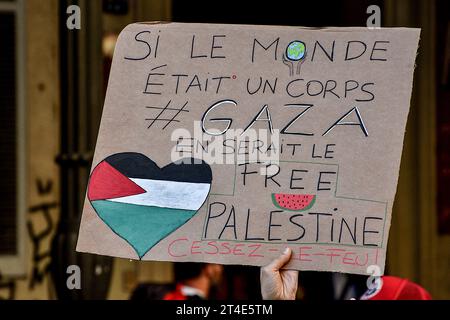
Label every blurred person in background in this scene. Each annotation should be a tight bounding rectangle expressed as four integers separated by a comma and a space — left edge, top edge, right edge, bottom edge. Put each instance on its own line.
163, 262, 224, 300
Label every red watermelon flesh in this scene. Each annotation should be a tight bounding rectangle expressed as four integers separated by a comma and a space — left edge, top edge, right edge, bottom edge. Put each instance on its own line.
271, 193, 316, 211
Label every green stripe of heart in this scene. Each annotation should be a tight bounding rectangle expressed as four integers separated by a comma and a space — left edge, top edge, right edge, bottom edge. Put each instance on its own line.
91, 200, 196, 258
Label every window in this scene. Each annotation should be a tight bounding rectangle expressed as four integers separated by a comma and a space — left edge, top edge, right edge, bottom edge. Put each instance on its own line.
0, 0, 26, 277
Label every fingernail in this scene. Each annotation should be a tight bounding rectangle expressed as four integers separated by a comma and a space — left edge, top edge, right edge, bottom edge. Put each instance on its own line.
283, 247, 290, 254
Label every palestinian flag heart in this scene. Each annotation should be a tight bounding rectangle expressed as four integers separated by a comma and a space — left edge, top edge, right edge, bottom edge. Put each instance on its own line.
87, 153, 212, 259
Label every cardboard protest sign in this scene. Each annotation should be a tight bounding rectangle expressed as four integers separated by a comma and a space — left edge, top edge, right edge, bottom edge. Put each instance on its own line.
76, 22, 420, 275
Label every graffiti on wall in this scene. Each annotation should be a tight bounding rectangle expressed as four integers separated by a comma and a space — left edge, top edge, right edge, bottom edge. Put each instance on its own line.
27, 178, 57, 289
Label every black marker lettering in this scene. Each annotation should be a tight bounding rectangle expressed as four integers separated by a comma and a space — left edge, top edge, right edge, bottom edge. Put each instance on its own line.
311, 40, 335, 62
290, 169, 307, 190
239, 163, 258, 186
281, 104, 314, 136
357, 83, 375, 102
204, 202, 226, 238
363, 216, 383, 246
288, 214, 306, 241
317, 171, 336, 191
124, 31, 152, 61
242, 105, 273, 135
190, 35, 207, 59
370, 41, 389, 61
265, 164, 281, 187
245, 209, 264, 241
309, 212, 332, 242
322, 106, 369, 137
211, 35, 226, 58
345, 41, 367, 61
252, 38, 279, 63
201, 99, 237, 136
339, 217, 357, 244
219, 206, 237, 240
268, 210, 283, 241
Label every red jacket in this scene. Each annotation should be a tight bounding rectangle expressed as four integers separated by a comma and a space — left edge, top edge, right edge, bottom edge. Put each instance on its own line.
163, 284, 205, 300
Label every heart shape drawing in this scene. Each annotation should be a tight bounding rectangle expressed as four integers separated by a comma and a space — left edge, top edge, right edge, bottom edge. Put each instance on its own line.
87, 153, 212, 259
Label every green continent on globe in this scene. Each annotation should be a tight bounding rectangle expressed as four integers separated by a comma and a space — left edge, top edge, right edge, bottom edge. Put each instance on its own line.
286, 41, 305, 61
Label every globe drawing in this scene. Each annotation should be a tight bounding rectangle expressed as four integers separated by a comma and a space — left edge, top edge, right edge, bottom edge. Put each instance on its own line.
286, 41, 306, 61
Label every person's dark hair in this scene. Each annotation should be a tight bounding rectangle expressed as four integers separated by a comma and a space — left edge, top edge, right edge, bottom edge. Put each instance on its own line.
129, 283, 174, 300
174, 262, 206, 283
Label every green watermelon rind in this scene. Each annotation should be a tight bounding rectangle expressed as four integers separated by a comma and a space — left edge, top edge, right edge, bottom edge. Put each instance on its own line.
271, 193, 316, 212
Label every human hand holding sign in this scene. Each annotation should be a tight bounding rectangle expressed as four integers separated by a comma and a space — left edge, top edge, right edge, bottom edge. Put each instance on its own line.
260, 248, 299, 300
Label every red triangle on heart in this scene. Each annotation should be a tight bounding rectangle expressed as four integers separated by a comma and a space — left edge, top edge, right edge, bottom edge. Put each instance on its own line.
88, 161, 146, 201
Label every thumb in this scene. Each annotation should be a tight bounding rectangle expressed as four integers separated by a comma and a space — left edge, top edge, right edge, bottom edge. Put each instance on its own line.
267, 247, 293, 271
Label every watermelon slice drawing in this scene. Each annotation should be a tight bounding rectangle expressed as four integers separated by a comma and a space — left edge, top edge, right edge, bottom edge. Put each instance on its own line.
271, 193, 316, 212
